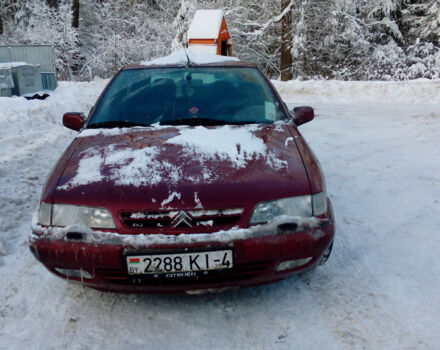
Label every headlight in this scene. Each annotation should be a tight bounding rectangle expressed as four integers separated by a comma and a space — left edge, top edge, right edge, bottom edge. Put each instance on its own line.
250, 192, 328, 224
38, 202, 116, 229
312, 192, 328, 216
250, 195, 312, 224
38, 201, 52, 226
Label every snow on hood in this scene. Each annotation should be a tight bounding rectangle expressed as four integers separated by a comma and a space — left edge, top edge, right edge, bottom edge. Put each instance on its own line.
165, 125, 281, 168
60, 124, 289, 190
140, 49, 239, 66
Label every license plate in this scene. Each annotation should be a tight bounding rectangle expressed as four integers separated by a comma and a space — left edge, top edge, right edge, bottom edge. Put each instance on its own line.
126, 250, 234, 275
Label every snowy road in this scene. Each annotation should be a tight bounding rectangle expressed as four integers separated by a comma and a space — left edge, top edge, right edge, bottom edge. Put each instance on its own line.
1, 80, 439, 349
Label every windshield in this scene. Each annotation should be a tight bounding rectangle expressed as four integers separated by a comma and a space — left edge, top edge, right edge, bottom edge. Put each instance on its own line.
88, 67, 286, 127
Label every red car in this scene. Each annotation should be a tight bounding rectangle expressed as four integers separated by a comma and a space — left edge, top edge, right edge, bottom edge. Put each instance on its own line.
30, 53, 335, 293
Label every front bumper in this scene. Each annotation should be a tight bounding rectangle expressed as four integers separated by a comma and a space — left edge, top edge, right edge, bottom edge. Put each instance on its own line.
29, 209, 335, 293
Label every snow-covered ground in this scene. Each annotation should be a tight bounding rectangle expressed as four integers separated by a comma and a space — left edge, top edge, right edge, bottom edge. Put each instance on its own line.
0, 79, 439, 349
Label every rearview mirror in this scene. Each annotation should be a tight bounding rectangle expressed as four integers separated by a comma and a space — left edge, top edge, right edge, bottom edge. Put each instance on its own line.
293, 106, 314, 126
63, 112, 85, 131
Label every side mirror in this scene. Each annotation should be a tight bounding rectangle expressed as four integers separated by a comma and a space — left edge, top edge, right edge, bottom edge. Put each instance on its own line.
293, 106, 314, 126
63, 112, 85, 131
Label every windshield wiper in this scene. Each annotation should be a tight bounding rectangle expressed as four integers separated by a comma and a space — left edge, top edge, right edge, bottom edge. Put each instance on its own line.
87, 121, 151, 129
160, 118, 259, 126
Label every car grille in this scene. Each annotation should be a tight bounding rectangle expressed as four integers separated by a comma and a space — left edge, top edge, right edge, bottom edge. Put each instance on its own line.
97, 260, 274, 286
119, 208, 243, 232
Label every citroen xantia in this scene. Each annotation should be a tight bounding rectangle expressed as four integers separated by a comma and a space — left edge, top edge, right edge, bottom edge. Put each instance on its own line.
30, 51, 335, 293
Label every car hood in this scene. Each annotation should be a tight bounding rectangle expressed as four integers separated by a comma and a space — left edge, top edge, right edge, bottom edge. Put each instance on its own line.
54, 124, 310, 210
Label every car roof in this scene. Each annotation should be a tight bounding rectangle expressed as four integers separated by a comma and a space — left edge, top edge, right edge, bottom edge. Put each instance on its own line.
121, 60, 258, 71
122, 49, 260, 71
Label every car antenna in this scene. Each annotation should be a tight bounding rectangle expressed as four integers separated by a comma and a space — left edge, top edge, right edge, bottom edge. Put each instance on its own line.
182, 44, 191, 67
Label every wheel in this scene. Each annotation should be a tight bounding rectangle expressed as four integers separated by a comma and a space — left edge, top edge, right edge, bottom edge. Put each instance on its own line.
318, 242, 333, 266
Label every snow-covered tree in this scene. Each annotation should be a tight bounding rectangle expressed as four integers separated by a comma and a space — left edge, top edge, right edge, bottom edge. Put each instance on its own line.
422, 0, 440, 45
171, 0, 196, 51
1, 0, 439, 80
213, 0, 283, 75
289, 0, 307, 79
77, 0, 175, 79
0, 0, 79, 80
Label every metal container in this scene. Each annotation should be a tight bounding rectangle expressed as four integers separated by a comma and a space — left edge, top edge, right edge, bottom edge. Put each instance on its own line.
0, 66, 14, 97
0, 45, 57, 90
41, 72, 57, 90
10, 63, 43, 96
0, 89, 11, 97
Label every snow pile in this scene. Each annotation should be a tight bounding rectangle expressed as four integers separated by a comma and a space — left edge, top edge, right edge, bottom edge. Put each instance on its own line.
0, 240, 7, 256
272, 79, 440, 104
140, 48, 239, 66
0, 79, 108, 164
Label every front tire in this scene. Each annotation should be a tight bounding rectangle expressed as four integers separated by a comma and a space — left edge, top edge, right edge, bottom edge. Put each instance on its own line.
317, 242, 333, 266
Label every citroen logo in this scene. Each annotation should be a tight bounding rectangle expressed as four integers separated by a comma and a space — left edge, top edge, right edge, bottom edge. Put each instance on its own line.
171, 211, 193, 228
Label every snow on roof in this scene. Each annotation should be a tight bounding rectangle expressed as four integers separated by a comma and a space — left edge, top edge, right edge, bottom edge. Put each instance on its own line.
187, 9, 225, 40
140, 48, 238, 66
0, 62, 29, 69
